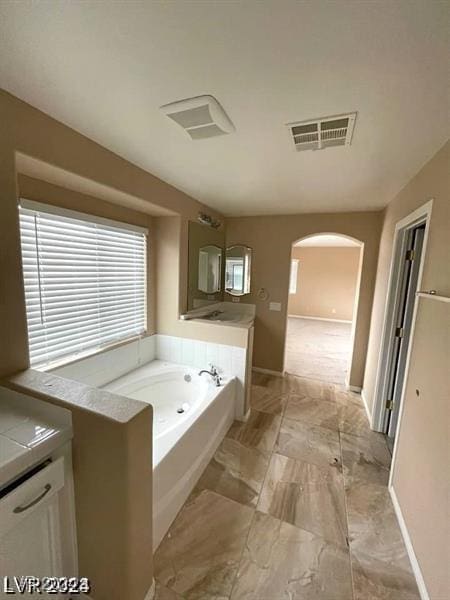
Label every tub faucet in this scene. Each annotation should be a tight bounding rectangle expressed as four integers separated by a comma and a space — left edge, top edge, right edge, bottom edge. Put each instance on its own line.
199, 365, 222, 386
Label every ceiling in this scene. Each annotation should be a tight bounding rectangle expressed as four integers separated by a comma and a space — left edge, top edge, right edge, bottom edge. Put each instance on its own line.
0, 1, 448, 216
295, 235, 360, 247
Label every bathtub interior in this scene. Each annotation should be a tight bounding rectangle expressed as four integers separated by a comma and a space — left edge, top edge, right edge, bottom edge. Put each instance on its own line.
103, 360, 217, 438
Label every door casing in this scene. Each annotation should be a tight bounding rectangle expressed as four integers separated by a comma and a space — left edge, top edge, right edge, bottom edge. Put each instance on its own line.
372, 199, 433, 435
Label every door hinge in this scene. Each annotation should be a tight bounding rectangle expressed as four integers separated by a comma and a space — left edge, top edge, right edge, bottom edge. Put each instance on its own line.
405, 250, 415, 261
395, 327, 404, 338
386, 400, 394, 411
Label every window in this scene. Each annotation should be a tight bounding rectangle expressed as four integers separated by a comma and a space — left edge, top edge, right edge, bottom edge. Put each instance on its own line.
289, 259, 299, 294
19, 199, 147, 369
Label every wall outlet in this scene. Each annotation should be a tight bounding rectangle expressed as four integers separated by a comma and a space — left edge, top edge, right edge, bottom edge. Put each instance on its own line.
269, 302, 281, 311
232, 297, 240, 303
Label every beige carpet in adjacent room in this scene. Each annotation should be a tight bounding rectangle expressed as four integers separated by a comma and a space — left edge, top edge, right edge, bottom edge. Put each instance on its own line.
284, 317, 352, 385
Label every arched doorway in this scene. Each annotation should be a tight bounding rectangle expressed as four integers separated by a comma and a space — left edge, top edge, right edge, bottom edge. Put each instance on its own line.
284, 233, 364, 386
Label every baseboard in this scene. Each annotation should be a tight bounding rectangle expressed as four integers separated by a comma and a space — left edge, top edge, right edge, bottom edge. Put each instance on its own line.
389, 487, 429, 600
346, 382, 362, 393
144, 579, 156, 600
287, 314, 352, 324
252, 366, 284, 377
236, 407, 251, 422
360, 389, 372, 427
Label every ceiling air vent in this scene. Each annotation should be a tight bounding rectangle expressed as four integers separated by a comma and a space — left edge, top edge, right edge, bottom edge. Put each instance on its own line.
286, 113, 356, 152
160, 95, 235, 140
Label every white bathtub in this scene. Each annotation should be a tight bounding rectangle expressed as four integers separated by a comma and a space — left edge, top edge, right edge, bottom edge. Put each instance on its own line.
103, 360, 236, 548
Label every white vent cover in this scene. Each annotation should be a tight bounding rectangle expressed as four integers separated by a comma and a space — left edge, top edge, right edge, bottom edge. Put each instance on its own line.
286, 113, 356, 152
160, 95, 235, 140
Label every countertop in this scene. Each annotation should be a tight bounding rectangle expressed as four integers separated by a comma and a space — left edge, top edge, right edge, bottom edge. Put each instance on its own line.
180, 302, 256, 330
0, 385, 73, 489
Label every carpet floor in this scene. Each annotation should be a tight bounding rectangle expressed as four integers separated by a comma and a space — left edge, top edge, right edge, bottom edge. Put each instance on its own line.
285, 317, 352, 385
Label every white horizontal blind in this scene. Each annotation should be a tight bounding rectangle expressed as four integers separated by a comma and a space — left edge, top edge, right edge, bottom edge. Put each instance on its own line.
19, 203, 147, 368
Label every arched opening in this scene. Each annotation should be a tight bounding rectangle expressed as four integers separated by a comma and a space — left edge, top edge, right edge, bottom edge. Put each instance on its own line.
284, 232, 364, 386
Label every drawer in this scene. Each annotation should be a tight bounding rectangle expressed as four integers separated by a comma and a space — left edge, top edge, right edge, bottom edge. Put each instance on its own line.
0, 456, 64, 538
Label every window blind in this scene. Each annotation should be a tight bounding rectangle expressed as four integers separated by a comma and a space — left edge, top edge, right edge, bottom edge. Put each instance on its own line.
19, 201, 147, 368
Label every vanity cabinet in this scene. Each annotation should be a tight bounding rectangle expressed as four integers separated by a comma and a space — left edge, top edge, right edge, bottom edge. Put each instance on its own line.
0, 448, 78, 596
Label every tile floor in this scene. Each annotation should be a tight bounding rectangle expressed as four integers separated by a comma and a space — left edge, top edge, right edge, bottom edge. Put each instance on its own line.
284, 317, 352, 385
153, 372, 420, 600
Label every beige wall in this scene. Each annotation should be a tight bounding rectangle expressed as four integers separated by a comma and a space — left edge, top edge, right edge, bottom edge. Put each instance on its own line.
225, 212, 382, 387
0, 89, 222, 378
288, 246, 361, 321
362, 141, 449, 599
0, 89, 221, 600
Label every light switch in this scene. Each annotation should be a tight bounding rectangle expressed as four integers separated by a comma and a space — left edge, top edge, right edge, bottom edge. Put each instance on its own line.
269, 302, 281, 311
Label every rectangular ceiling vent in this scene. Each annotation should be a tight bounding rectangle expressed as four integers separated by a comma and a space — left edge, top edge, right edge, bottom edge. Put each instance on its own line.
286, 113, 356, 152
160, 95, 235, 140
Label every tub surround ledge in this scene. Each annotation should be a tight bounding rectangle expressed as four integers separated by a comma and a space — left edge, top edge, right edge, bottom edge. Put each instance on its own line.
2, 368, 151, 424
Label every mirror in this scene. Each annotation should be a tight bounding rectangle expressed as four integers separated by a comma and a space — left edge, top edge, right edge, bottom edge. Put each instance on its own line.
198, 245, 222, 293
187, 222, 225, 310
225, 245, 252, 296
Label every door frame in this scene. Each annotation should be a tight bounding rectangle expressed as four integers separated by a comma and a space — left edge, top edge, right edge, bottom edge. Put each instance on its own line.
372, 199, 433, 434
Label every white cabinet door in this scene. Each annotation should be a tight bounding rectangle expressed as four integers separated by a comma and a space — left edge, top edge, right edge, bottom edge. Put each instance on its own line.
0, 458, 65, 599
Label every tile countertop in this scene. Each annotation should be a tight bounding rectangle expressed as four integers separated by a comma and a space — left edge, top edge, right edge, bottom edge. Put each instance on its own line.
0, 386, 73, 490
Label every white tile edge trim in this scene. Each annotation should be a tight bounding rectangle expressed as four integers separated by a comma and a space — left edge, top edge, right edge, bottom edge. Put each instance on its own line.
389, 486, 430, 600
252, 366, 284, 377
360, 389, 372, 427
287, 314, 352, 323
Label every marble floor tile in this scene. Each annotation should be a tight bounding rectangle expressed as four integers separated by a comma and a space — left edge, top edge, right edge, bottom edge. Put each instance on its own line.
154, 490, 254, 600
250, 384, 288, 415
334, 387, 363, 408
275, 417, 341, 469
154, 581, 183, 600
251, 371, 306, 394
339, 402, 373, 438
194, 437, 270, 507
340, 431, 391, 487
346, 481, 411, 566
284, 394, 340, 432
289, 374, 338, 401
230, 510, 353, 600
152, 368, 419, 600
351, 550, 421, 600
226, 409, 281, 456
257, 452, 347, 548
